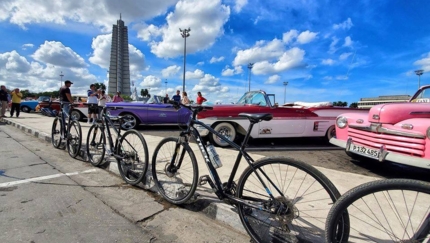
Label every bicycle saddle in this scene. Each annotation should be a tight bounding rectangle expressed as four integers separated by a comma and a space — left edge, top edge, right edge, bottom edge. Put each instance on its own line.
238, 113, 273, 123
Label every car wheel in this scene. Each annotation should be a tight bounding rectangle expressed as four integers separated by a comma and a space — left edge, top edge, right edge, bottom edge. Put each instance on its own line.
210, 122, 236, 147
325, 125, 336, 142
121, 114, 139, 130
21, 106, 31, 113
70, 110, 82, 121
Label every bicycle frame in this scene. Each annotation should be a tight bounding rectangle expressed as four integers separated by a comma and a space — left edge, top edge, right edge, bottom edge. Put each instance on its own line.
59, 103, 74, 137
172, 106, 285, 209
95, 107, 124, 156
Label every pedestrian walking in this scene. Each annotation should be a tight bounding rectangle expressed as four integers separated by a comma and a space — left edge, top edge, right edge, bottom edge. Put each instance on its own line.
87, 84, 99, 124
59, 80, 74, 116
181, 91, 190, 105
113, 91, 124, 102
10, 88, 23, 117
172, 90, 181, 103
0, 85, 8, 117
196, 91, 207, 105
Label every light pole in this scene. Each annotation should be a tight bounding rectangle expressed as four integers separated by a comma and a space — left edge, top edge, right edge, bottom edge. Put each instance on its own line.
283, 81, 288, 104
247, 63, 254, 92
180, 28, 191, 92
415, 69, 424, 89
165, 79, 168, 93
59, 71, 64, 88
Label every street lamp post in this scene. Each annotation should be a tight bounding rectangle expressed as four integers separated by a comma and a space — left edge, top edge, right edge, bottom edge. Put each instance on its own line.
247, 63, 254, 92
415, 69, 424, 89
59, 71, 64, 88
165, 79, 168, 93
180, 28, 191, 93
283, 81, 288, 104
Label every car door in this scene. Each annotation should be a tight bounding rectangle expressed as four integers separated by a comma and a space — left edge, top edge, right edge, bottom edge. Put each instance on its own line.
146, 104, 180, 124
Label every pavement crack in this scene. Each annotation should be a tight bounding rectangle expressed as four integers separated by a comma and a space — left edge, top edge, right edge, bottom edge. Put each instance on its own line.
35, 229, 46, 234
28, 162, 48, 167
21, 199, 33, 204
136, 209, 165, 224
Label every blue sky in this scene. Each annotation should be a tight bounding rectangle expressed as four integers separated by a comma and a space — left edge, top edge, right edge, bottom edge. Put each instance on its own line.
0, 0, 429, 105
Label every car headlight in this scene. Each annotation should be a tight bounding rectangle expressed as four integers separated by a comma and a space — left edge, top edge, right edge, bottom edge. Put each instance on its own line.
427, 126, 430, 139
336, 116, 348, 129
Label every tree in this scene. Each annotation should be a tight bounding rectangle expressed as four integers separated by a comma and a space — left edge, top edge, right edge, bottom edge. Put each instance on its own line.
333, 101, 348, 107
141, 89, 150, 98
349, 102, 358, 108
94, 82, 106, 91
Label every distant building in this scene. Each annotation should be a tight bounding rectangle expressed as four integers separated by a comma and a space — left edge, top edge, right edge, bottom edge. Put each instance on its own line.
357, 95, 411, 109
108, 15, 131, 96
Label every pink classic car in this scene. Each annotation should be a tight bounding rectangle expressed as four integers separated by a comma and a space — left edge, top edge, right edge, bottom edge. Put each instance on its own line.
330, 85, 430, 169
197, 90, 368, 147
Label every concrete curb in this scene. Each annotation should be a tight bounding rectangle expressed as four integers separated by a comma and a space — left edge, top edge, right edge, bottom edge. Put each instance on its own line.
0, 117, 245, 234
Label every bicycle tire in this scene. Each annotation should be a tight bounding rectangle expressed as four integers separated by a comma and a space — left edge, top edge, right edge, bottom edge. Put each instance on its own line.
151, 137, 199, 205
236, 157, 348, 243
51, 117, 63, 149
66, 120, 82, 158
116, 130, 149, 185
325, 179, 430, 243
86, 124, 106, 166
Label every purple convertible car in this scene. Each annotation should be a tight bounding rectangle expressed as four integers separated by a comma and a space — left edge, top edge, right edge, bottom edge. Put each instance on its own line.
106, 95, 192, 130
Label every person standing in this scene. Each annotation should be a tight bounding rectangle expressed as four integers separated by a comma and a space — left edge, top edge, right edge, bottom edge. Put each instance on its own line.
172, 90, 181, 103
59, 80, 74, 116
10, 88, 23, 118
181, 91, 190, 105
87, 84, 99, 124
6, 92, 11, 111
97, 89, 108, 118
163, 94, 169, 103
0, 85, 8, 117
196, 91, 207, 105
113, 91, 123, 102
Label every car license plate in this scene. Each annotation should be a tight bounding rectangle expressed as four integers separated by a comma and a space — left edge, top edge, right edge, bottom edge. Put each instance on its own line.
349, 143, 380, 159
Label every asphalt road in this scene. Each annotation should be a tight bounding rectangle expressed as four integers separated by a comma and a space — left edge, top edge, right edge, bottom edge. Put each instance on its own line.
134, 125, 430, 182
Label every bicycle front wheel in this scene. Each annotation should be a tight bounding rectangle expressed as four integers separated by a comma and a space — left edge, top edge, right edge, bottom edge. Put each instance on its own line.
151, 137, 198, 205
86, 124, 106, 166
237, 157, 347, 243
326, 179, 430, 243
66, 120, 82, 158
51, 117, 63, 149
117, 130, 148, 185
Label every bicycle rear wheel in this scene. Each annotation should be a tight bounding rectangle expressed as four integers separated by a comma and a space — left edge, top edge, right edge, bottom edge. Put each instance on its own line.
236, 157, 347, 243
66, 120, 82, 158
51, 117, 63, 149
116, 130, 148, 185
325, 179, 430, 243
151, 137, 198, 205
86, 124, 106, 166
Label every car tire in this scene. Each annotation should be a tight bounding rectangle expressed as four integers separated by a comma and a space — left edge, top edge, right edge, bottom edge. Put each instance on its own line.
325, 125, 336, 142
70, 110, 82, 121
120, 113, 139, 130
210, 122, 236, 147
21, 106, 31, 113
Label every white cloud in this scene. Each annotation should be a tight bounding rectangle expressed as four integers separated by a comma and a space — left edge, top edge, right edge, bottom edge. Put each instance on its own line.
233, 38, 284, 66
234, 0, 248, 13
323, 76, 333, 80
144, 0, 230, 58
333, 18, 353, 30
161, 65, 181, 77
265, 74, 280, 84
282, 29, 298, 44
251, 47, 305, 75
221, 65, 243, 76
32, 41, 87, 68
296, 30, 318, 44
336, 75, 349, 80
191, 74, 229, 97
196, 61, 204, 66
339, 52, 353, 60
21, 44, 34, 50
329, 37, 339, 54
210, 56, 225, 63
0, 51, 31, 73
135, 23, 164, 41
140, 75, 161, 88
321, 59, 335, 65
185, 69, 205, 79
343, 36, 353, 47
413, 52, 430, 72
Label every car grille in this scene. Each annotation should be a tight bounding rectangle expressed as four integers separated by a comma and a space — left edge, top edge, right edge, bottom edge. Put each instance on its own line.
348, 125, 426, 157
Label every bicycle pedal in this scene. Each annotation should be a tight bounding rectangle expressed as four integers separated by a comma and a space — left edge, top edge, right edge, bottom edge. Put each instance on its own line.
198, 175, 210, 186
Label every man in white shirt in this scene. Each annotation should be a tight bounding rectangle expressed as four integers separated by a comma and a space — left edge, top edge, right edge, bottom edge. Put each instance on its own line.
87, 84, 98, 124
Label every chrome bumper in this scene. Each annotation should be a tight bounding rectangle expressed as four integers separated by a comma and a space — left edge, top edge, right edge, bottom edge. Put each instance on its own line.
329, 137, 430, 169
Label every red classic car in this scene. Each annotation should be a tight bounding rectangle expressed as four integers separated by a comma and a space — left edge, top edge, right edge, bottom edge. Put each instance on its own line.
197, 90, 369, 147
36, 95, 88, 121
330, 85, 430, 169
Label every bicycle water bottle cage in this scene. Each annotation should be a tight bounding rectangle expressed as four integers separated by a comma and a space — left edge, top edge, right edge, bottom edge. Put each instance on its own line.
238, 113, 273, 124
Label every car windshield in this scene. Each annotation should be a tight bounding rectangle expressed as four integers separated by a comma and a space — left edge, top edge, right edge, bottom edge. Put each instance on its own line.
146, 95, 162, 104
236, 91, 268, 106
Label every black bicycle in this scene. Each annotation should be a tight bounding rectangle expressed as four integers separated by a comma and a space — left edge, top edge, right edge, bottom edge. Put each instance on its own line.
86, 106, 149, 185
51, 103, 82, 158
151, 102, 348, 242
325, 178, 430, 242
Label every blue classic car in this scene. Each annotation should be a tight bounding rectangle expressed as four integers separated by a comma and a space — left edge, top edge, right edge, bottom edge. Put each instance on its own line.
21, 96, 50, 112
106, 95, 192, 129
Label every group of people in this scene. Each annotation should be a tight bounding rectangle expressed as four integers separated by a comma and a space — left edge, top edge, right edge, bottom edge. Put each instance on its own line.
163, 90, 207, 105
0, 85, 23, 118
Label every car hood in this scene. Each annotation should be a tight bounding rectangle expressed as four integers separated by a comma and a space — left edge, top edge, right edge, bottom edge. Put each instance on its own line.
368, 103, 430, 124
